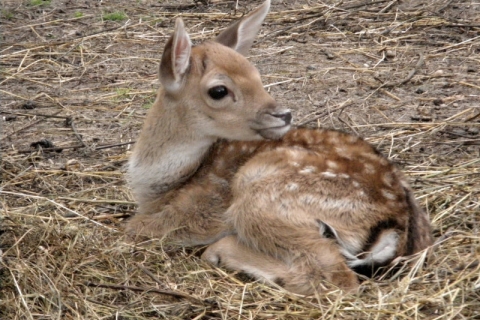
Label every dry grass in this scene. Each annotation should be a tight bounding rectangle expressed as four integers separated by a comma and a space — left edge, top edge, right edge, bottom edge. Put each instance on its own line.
1, 0, 479, 319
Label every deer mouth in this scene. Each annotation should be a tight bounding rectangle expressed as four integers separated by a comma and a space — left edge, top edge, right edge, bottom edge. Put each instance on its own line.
257, 124, 291, 139
251, 109, 292, 139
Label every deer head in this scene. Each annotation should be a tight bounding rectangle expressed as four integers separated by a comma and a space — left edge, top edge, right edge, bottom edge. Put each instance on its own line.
158, 0, 291, 141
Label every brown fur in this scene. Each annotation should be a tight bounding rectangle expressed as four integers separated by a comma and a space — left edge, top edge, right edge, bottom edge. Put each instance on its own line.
126, 0, 433, 295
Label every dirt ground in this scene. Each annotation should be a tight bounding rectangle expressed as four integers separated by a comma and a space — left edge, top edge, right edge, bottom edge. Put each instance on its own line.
1, 0, 479, 319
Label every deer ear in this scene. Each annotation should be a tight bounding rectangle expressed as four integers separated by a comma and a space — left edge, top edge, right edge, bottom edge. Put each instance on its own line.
160, 18, 192, 92
215, 0, 270, 55
316, 219, 338, 240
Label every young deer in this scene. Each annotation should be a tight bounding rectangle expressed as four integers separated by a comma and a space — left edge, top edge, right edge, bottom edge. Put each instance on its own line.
127, 0, 433, 295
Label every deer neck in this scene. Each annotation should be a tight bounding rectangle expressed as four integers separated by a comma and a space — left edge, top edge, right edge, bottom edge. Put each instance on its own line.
128, 89, 215, 203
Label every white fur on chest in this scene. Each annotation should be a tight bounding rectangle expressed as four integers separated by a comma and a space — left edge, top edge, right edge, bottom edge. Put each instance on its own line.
128, 139, 213, 201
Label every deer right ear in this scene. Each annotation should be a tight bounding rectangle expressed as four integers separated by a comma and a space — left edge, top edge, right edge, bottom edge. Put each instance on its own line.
160, 18, 192, 92
215, 0, 270, 56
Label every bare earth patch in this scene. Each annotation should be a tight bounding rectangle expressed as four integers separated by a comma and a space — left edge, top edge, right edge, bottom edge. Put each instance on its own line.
1, 0, 479, 319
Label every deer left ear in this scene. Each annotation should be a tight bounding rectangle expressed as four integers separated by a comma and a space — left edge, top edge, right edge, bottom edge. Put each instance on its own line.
215, 0, 270, 56
160, 18, 192, 92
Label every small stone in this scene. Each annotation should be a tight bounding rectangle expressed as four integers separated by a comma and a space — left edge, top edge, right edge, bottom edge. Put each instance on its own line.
385, 50, 395, 58
31, 139, 54, 149
415, 87, 425, 94
452, 128, 466, 135
467, 127, 479, 135
22, 101, 37, 109
65, 159, 84, 172
323, 51, 335, 60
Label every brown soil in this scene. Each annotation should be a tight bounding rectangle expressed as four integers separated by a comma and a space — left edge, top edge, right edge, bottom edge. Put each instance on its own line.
1, 0, 479, 319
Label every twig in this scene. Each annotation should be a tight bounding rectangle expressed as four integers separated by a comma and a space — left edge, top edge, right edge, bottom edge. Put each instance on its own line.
59, 197, 135, 205
95, 141, 136, 150
9, 270, 34, 320
1, 110, 63, 141
431, 35, 480, 54
439, 130, 473, 139
435, 0, 453, 13
378, 0, 399, 14
344, 0, 392, 10
384, 54, 424, 88
370, 54, 425, 95
1, 26, 125, 49
398, 54, 425, 85
458, 81, 480, 91
0, 110, 69, 119
0, 190, 117, 231
137, 263, 164, 286
16, 141, 135, 154
297, 100, 353, 127
465, 112, 480, 122
338, 113, 360, 136
92, 213, 132, 220
150, 3, 198, 10
85, 282, 205, 304
69, 120, 87, 148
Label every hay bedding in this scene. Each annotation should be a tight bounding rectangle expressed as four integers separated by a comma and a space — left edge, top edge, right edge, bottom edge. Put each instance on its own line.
0, 0, 479, 318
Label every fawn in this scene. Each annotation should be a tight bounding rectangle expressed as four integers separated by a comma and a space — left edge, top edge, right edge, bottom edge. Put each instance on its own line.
126, 0, 433, 295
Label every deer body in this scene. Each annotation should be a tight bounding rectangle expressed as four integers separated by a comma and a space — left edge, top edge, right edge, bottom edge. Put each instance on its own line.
127, 0, 433, 295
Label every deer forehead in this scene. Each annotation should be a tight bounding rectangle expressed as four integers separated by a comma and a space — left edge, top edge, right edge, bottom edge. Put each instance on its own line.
192, 43, 262, 85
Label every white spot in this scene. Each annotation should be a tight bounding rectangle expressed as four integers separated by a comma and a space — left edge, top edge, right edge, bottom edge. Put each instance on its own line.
286, 148, 302, 159
369, 231, 399, 264
382, 172, 394, 187
339, 173, 350, 179
286, 183, 299, 191
334, 146, 352, 159
227, 145, 236, 152
326, 160, 339, 170
321, 171, 337, 178
299, 166, 316, 174
364, 163, 376, 174
346, 230, 399, 268
329, 134, 340, 144
361, 152, 380, 162
290, 161, 300, 167
379, 158, 389, 166
241, 144, 248, 152
347, 135, 358, 143
352, 180, 360, 188
381, 189, 397, 200
342, 230, 398, 268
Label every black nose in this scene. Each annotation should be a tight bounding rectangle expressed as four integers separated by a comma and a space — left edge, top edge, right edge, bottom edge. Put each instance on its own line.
272, 111, 292, 125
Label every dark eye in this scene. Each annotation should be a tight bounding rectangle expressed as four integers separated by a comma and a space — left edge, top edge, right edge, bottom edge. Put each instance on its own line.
208, 86, 229, 100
